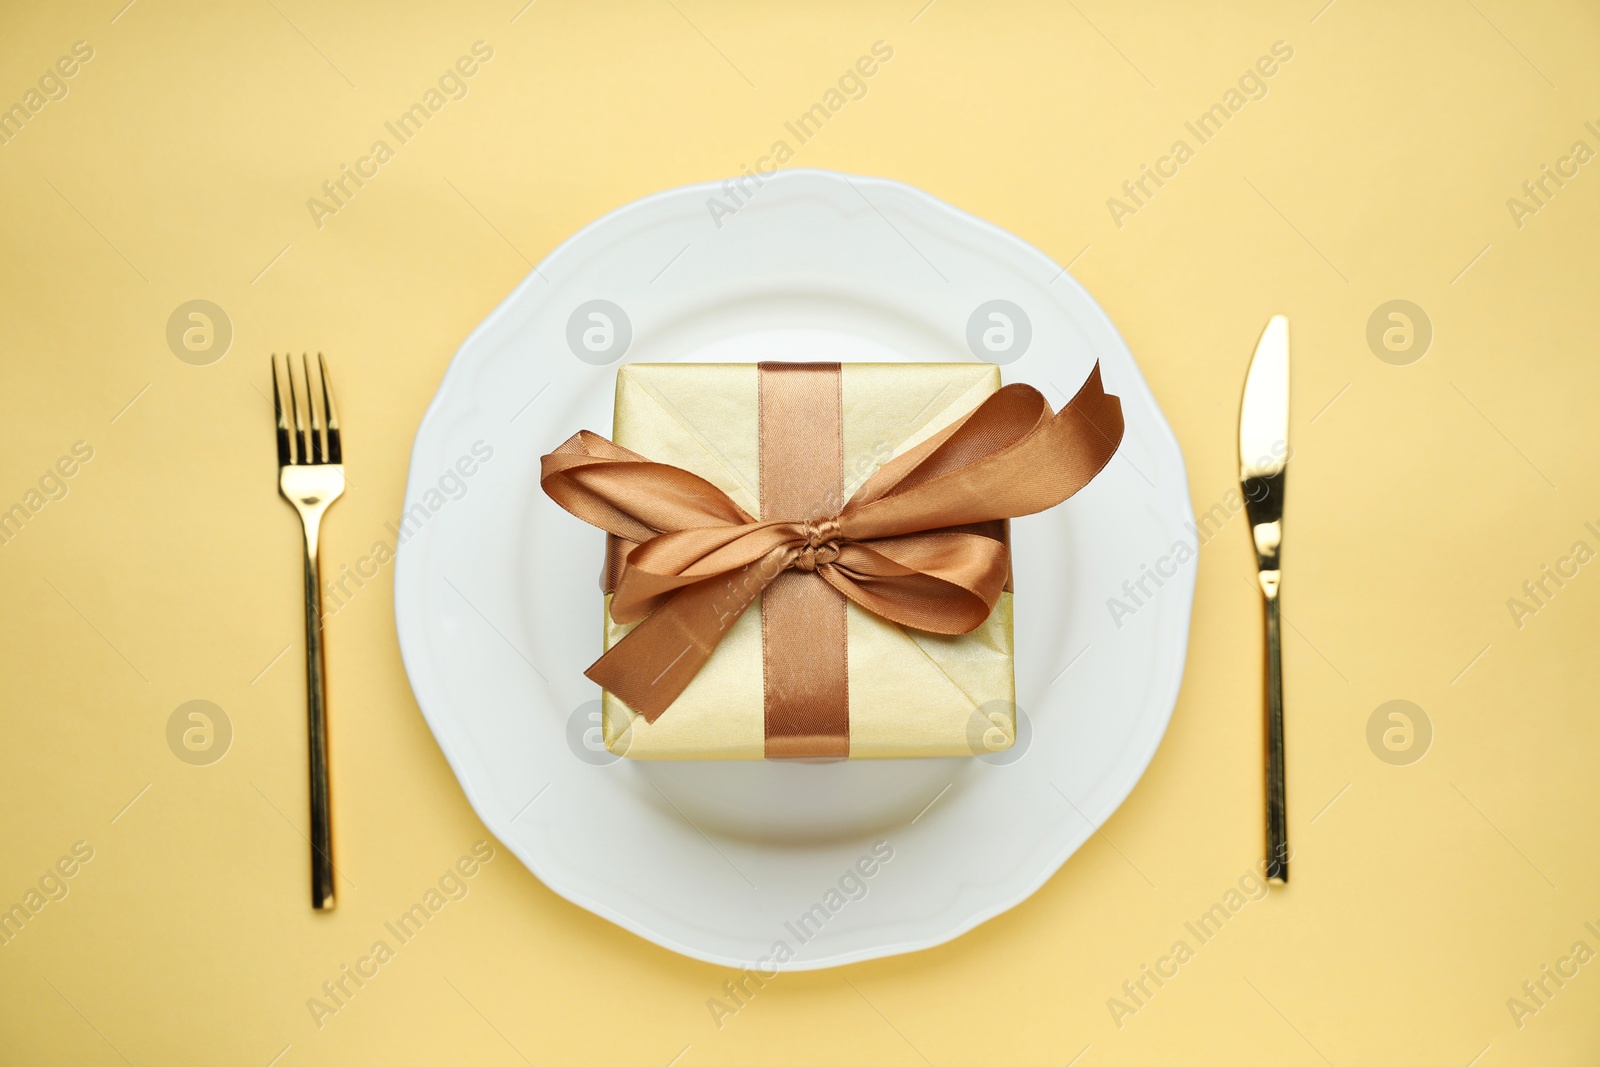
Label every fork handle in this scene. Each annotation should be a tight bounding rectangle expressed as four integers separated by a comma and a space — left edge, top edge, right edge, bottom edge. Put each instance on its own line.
300, 516, 336, 910
1263, 590, 1288, 884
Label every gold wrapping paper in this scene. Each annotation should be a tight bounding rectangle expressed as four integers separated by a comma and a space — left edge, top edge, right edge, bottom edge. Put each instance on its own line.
600, 362, 1016, 760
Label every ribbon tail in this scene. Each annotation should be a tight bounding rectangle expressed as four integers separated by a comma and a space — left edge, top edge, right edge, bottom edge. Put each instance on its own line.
587, 555, 777, 720
840, 364, 1124, 540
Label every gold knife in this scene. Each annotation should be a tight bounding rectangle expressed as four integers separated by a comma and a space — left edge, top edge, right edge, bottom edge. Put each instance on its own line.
1238, 315, 1290, 883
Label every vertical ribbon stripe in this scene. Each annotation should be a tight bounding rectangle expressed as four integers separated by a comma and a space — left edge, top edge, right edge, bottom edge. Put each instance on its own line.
758, 363, 851, 759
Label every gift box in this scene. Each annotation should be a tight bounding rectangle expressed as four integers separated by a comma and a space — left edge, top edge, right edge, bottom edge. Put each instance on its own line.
541, 360, 1123, 761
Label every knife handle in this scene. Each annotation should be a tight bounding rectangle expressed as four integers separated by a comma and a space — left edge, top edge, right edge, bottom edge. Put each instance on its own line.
1263, 590, 1288, 883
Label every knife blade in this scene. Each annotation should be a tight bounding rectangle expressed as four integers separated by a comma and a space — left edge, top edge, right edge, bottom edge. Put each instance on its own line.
1238, 314, 1290, 883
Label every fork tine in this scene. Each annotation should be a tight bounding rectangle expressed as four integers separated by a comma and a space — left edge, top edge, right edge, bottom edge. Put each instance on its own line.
289, 352, 311, 464
319, 353, 342, 464
271, 355, 292, 465
301, 352, 324, 463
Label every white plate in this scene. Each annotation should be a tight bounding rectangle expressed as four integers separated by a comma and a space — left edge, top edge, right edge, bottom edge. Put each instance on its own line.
395, 169, 1195, 970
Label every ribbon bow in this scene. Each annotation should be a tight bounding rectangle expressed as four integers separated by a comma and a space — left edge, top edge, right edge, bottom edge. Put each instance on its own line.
540, 364, 1124, 720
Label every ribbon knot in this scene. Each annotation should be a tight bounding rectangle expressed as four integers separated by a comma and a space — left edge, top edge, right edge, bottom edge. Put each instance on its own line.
540, 364, 1124, 721
793, 518, 843, 571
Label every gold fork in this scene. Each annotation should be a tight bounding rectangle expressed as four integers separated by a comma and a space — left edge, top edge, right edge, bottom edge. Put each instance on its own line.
272, 353, 345, 910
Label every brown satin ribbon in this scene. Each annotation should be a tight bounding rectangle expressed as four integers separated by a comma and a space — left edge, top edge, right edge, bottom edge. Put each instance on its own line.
758, 363, 850, 758
540, 362, 1125, 749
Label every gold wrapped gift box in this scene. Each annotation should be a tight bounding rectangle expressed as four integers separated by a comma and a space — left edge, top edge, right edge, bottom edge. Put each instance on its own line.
599, 362, 1016, 760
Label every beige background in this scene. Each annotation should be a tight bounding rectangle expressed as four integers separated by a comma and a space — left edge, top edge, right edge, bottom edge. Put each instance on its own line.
2, 0, 1598, 1063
